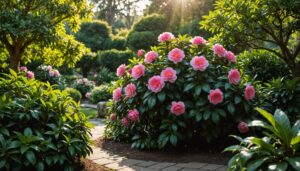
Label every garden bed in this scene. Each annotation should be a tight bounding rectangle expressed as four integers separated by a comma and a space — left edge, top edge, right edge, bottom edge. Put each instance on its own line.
74, 158, 108, 171
95, 138, 231, 165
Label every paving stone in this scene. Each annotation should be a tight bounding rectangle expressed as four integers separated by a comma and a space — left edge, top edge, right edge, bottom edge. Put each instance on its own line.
88, 152, 110, 160
121, 165, 159, 171
215, 166, 228, 171
105, 162, 127, 170
148, 162, 175, 169
119, 159, 144, 166
162, 165, 182, 171
201, 164, 224, 170
93, 158, 116, 165
135, 161, 158, 167
175, 162, 207, 169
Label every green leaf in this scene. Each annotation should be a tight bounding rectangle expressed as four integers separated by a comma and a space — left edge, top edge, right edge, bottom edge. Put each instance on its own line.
248, 137, 274, 152
223, 145, 243, 152
267, 162, 288, 171
286, 157, 300, 170
194, 85, 202, 96
157, 92, 166, 102
172, 124, 178, 132
202, 83, 210, 93
292, 120, 300, 136
247, 157, 269, 171
8, 141, 20, 149
215, 109, 226, 117
195, 113, 202, 122
36, 162, 44, 171
26, 151, 36, 165
184, 83, 195, 92
24, 128, 32, 136
170, 135, 177, 146
0, 160, 6, 168
68, 146, 75, 156
274, 109, 292, 145
203, 110, 211, 120
227, 103, 235, 114
147, 96, 156, 109
291, 135, 300, 146
196, 98, 206, 106
248, 120, 273, 131
212, 112, 220, 124
234, 96, 241, 104
255, 108, 275, 127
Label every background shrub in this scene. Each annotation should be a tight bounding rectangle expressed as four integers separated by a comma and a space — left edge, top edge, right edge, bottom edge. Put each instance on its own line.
94, 67, 117, 85
127, 14, 167, 50
74, 78, 95, 97
0, 71, 92, 171
238, 50, 291, 82
76, 52, 96, 78
75, 20, 112, 52
96, 49, 132, 71
110, 36, 127, 50
105, 34, 258, 150
65, 88, 82, 102
178, 18, 211, 38
89, 84, 111, 103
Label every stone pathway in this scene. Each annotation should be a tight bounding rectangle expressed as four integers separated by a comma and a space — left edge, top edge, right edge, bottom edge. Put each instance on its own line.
87, 119, 228, 171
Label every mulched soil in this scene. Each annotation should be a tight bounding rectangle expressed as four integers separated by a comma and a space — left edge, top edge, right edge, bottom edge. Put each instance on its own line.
74, 158, 108, 171
95, 138, 232, 165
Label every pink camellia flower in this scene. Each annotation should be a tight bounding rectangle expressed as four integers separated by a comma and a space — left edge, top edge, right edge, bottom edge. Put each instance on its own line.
113, 87, 122, 102
190, 36, 207, 45
85, 92, 91, 98
128, 68, 132, 74
137, 49, 145, 57
132, 64, 145, 79
226, 51, 237, 63
170, 101, 185, 116
121, 118, 129, 127
148, 75, 165, 93
228, 69, 241, 85
144, 51, 159, 63
117, 64, 126, 77
238, 122, 249, 134
26, 71, 34, 79
168, 48, 185, 64
212, 44, 227, 57
110, 113, 116, 121
47, 66, 52, 71
49, 70, 55, 77
53, 69, 60, 77
19, 66, 27, 72
244, 85, 255, 101
125, 83, 137, 98
158, 32, 175, 42
160, 67, 177, 83
208, 89, 224, 105
190, 56, 209, 71
128, 109, 139, 122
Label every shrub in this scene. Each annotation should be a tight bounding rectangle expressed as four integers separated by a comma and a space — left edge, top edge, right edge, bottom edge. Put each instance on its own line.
105, 34, 258, 149
110, 36, 127, 50
0, 71, 92, 171
89, 84, 112, 103
238, 50, 291, 82
224, 108, 300, 171
65, 88, 82, 102
74, 78, 95, 97
116, 28, 130, 38
178, 18, 211, 38
75, 20, 112, 52
127, 14, 167, 50
94, 67, 117, 85
262, 77, 300, 120
96, 49, 132, 71
76, 52, 96, 78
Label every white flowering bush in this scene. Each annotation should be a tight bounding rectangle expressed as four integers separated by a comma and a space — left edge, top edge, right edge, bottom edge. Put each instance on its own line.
105, 33, 259, 149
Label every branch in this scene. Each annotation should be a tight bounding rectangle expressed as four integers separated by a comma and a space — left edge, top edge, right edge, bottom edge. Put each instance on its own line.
293, 41, 300, 60
247, 42, 284, 59
0, 35, 13, 52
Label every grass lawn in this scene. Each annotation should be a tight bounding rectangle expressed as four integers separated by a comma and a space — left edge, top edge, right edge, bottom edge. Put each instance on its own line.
80, 107, 98, 119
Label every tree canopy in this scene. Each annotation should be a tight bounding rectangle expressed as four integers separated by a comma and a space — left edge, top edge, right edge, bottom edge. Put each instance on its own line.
0, 0, 92, 71
201, 0, 300, 77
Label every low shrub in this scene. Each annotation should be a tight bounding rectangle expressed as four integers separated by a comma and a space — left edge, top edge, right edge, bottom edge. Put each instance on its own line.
94, 67, 117, 85
74, 78, 95, 97
238, 50, 291, 82
89, 84, 111, 103
127, 31, 158, 51
65, 88, 82, 102
110, 36, 127, 50
105, 33, 258, 149
0, 71, 92, 171
96, 49, 132, 71
225, 108, 300, 171
76, 52, 96, 78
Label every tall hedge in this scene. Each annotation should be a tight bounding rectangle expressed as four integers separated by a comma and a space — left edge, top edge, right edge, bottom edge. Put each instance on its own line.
127, 14, 167, 50
75, 20, 112, 52
96, 50, 133, 71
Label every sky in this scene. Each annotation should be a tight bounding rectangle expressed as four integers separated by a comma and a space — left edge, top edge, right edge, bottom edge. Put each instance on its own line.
135, 0, 151, 15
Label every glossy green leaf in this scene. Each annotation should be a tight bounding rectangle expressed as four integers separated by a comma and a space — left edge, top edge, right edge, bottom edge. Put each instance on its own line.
286, 157, 300, 170
247, 157, 269, 171
267, 162, 288, 171
227, 103, 235, 114
170, 135, 177, 146
26, 151, 36, 165
157, 92, 166, 102
255, 108, 276, 127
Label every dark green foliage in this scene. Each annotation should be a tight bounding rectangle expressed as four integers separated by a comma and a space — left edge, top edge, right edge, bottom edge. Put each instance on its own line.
127, 14, 167, 50
76, 52, 96, 78
96, 49, 132, 71
74, 78, 95, 97
178, 18, 211, 38
262, 77, 300, 120
0, 71, 92, 171
65, 88, 82, 102
75, 20, 112, 52
94, 67, 117, 85
110, 36, 127, 50
238, 50, 291, 82
225, 108, 300, 171
89, 84, 112, 103
33, 65, 66, 90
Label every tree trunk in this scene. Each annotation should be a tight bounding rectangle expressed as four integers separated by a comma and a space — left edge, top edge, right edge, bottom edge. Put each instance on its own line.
291, 62, 300, 77
9, 47, 22, 72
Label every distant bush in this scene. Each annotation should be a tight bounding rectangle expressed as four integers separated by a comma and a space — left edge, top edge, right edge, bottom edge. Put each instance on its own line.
0, 71, 92, 171
89, 84, 112, 103
110, 36, 127, 50
127, 14, 167, 50
74, 78, 95, 97
65, 88, 82, 102
75, 20, 112, 52
76, 52, 96, 77
238, 50, 291, 82
96, 49, 132, 71
94, 67, 117, 85
178, 18, 211, 38
116, 29, 130, 38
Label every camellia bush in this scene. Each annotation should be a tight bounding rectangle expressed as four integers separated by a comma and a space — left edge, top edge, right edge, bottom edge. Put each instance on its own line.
0, 71, 92, 171
105, 33, 258, 149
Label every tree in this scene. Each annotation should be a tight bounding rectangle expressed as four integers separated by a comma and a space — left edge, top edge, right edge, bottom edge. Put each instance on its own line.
0, 0, 91, 72
201, 0, 300, 77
